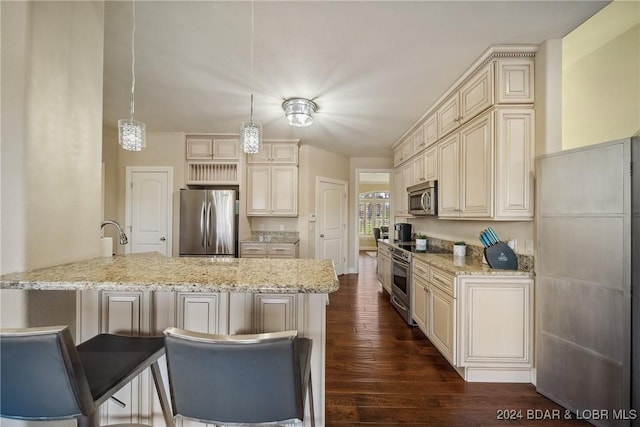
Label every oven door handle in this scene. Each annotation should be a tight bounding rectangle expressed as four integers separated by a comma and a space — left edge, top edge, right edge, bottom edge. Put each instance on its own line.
392, 295, 408, 311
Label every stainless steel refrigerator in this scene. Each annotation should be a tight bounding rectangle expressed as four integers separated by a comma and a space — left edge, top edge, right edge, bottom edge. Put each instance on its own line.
179, 188, 238, 257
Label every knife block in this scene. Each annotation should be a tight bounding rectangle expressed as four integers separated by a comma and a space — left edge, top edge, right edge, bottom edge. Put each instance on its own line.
484, 242, 518, 270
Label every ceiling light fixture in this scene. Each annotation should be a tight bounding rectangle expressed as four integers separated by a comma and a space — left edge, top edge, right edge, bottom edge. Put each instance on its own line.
241, 1, 262, 154
282, 98, 317, 127
118, 0, 146, 152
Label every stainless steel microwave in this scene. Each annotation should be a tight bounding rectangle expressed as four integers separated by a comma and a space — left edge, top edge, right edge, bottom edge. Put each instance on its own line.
407, 181, 437, 216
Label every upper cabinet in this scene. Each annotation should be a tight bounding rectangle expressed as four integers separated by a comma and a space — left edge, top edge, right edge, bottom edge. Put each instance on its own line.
185, 135, 240, 185
390, 46, 536, 221
246, 141, 299, 217
247, 142, 298, 164
186, 138, 239, 161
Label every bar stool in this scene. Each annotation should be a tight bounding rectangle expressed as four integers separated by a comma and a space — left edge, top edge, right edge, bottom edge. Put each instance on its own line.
0, 325, 174, 427
163, 327, 314, 426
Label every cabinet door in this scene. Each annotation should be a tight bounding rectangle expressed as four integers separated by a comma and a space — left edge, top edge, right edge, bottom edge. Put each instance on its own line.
423, 113, 438, 148
402, 163, 413, 202
459, 112, 494, 218
271, 143, 298, 164
186, 138, 213, 159
271, 166, 298, 216
246, 144, 272, 163
412, 126, 425, 153
412, 155, 425, 185
100, 291, 150, 425
212, 139, 239, 160
459, 62, 494, 124
495, 108, 534, 219
496, 59, 534, 104
177, 293, 228, 334
437, 133, 460, 218
437, 94, 460, 137
253, 294, 297, 333
393, 144, 405, 167
412, 275, 429, 336
423, 146, 438, 182
246, 166, 272, 215
457, 277, 532, 367
392, 168, 405, 215
429, 285, 456, 365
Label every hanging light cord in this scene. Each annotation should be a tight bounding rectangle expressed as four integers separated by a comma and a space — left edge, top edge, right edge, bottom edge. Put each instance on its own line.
129, 1, 137, 121
249, 0, 254, 123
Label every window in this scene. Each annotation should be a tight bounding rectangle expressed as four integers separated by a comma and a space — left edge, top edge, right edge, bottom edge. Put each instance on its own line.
358, 191, 390, 236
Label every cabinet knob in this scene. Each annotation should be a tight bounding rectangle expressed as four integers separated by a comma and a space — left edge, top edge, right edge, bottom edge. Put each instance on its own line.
160, 237, 166, 241
320, 234, 325, 238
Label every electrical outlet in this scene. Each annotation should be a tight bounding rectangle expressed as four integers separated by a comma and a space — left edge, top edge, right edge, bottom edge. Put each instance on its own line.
508, 238, 517, 251
525, 240, 534, 255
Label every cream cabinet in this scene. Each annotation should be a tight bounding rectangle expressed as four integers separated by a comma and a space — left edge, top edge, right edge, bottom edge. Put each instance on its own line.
377, 243, 392, 294
411, 258, 430, 335
412, 126, 426, 153
457, 276, 533, 370
186, 138, 239, 161
423, 113, 438, 148
407, 259, 534, 382
246, 142, 298, 164
423, 145, 438, 181
412, 155, 425, 185
253, 293, 298, 333
436, 94, 460, 138
176, 292, 228, 334
392, 168, 406, 215
437, 107, 533, 220
240, 241, 299, 258
393, 138, 413, 167
246, 165, 298, 216
495, 59, 534, 104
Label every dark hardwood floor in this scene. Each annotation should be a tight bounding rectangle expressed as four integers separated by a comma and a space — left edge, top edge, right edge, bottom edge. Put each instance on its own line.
325, 251, 588, 426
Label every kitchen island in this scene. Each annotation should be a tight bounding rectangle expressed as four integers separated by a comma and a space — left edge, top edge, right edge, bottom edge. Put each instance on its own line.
0, 253, 339, 427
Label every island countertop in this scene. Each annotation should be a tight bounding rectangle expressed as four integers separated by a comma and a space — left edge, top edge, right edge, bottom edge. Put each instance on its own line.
0, 253, 340, 293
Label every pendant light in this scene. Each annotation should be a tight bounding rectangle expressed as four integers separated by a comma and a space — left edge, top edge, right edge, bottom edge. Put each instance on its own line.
118, 1, 146, 151
241, 0, 262, 154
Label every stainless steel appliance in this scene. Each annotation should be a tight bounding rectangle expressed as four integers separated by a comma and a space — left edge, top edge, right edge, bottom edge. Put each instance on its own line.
408, 181, 437, 216
390, 246, 414, 326
179, 188, 239, 256
394, 223, 412, 242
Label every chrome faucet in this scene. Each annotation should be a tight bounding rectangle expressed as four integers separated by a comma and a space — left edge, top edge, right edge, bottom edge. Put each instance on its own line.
101, 220, 128, 245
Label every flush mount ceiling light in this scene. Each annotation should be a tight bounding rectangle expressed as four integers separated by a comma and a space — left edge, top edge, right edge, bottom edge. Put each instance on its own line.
282, 98, 317, 127
241, 1, 262, 154
118, 0, 146, 151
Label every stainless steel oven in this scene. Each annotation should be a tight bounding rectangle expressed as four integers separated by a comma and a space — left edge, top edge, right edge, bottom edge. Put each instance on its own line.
390, 246, 415, 326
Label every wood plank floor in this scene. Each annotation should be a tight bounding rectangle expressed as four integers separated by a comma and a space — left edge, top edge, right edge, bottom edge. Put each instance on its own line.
325, 252, 589, 426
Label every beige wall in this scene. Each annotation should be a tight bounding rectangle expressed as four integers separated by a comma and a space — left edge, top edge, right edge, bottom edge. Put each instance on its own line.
1, 1, 105, 333
562, 0, 640, 149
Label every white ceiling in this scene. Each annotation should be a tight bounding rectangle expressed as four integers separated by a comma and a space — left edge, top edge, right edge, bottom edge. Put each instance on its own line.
103, 1, 609, 158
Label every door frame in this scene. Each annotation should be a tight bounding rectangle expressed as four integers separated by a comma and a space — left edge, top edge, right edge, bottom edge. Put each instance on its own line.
125, 166, 174, 256
353, 168, 392, 274
315, 176, 348, 275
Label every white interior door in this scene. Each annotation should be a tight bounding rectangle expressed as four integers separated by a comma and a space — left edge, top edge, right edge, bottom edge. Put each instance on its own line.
126, 168, 173, 256
316, 177, 347, 275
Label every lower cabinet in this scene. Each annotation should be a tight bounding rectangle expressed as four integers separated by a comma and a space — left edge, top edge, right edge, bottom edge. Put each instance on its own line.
240, 241, 299, 258
376, 243, 392, 294
79, 290, 324, 426
409, 261, 533, 382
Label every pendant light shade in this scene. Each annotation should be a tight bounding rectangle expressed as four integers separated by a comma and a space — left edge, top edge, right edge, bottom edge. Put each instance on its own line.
118, 1, 146, 151
282, 98, 317, 127
118, 119, 146, 151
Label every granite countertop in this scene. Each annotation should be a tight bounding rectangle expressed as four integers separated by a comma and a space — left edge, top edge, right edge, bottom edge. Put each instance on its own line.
0, 253, 339, 293
379, 240, 533, 277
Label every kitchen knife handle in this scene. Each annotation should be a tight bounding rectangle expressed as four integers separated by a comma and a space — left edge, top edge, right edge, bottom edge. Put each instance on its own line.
487, 227, 500, 243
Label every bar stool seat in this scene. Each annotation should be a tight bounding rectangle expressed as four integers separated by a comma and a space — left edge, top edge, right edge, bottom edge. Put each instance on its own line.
0, 326, 174, 427
164, 327, 314, 426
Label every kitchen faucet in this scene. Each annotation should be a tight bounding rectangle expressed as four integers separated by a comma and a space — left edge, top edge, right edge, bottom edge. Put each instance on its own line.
101, 220, 128, 245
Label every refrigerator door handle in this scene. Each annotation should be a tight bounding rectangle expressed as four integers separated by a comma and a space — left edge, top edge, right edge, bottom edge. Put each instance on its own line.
206, 201, 212, 248
200, 202, 206, 248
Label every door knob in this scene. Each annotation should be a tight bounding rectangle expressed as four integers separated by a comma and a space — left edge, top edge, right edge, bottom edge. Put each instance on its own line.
320, 234, 325, 238
160, 237, 166, 241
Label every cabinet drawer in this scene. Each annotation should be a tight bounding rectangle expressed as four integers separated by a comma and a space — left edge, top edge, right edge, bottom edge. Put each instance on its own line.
429, 267, 456, 297
267, 244, 295, 258
412, 259, 430, 281
240, 243, 267, 257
